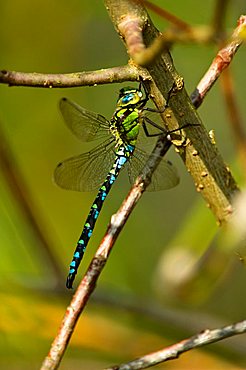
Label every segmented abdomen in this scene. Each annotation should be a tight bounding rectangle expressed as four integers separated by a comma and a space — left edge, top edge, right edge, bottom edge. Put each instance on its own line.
66, 144, 134, 289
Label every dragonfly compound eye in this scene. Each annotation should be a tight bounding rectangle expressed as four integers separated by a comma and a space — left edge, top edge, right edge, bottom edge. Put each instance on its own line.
122, 93, 134, 104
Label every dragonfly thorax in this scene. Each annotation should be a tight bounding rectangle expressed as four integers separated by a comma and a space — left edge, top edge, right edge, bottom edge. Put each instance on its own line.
110, 86, 145, 147
111, 107, 141, 147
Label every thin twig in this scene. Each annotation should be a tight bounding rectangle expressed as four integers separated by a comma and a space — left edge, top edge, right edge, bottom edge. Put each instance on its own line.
0, 65, 139, 88
131, 26, 214, 66
106, 320, 246, 370
142, 0, 191, 31
191, 15, 246, 108
118, 9, 213, 67
118, 1, 216, 67
40, 137, 172, 370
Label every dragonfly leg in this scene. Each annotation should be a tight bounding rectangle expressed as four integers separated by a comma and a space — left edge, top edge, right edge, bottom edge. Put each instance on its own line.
168, 123, 198, 135
143, 81, 177, 114
142, 116, 167, 137
166, 123, 200, 144
143, 117, 199, 140
139, 82, 180, 113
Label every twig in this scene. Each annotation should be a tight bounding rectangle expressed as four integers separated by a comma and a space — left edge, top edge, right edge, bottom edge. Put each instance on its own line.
142, 0, 191, 31
40, 137, 172, 370
117, 7, 213, 67
191, 15, 246, 108
0, 65, 139, 88
128, 26, 214, 66
189, 14, 246, 175
106, 320, 246, 370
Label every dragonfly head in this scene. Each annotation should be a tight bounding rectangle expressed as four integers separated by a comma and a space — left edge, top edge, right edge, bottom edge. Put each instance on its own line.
117, 87, 143, 107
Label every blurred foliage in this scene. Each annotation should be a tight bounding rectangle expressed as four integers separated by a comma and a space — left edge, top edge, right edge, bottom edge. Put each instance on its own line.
0, 0, 246, 369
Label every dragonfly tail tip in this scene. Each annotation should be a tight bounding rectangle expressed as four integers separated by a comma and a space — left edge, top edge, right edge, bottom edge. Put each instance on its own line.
66, 274, 75, 289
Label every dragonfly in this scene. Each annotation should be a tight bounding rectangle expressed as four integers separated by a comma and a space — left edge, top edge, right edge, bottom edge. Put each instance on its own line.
54, 81, 179, 289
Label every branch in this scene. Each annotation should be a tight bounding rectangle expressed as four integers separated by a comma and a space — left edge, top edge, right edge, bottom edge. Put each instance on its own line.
107, 320, 246, 370
117, 6, 213, 67
0, 64, 139, 88
191, 15, 246, 108
40, 137, 172, 370
128, 26, 214, 66
106, 0, 239, 225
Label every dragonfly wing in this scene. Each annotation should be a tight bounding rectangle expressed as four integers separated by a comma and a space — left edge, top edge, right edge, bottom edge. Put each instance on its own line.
127, 147, 179, 191
59, 98, 111, 142
54, 139, 116, 192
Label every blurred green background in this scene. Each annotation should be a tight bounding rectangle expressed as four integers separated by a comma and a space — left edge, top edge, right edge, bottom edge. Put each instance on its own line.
0, 1, 246, 369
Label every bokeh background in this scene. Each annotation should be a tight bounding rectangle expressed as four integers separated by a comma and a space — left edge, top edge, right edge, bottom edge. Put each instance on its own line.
0, 1, 246, 369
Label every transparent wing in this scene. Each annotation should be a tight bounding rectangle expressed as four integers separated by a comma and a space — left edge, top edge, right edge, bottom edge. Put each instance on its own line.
59, 98, 111, 142
54, 138, 116, 192
127, 147, 179, 192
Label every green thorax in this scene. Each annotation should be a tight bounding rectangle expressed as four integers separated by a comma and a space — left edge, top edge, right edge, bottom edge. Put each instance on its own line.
110, 86, 144, 147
